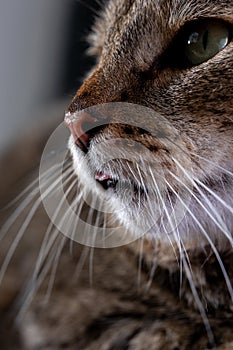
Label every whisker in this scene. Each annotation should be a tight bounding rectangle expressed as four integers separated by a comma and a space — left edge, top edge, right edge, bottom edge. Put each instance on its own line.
15, 236, 62, 322
19, 184, 83, 317
33, 173, 77, 282
164, 181, 216, 345
0, 165, 74, 285
171, 158, 233, 246
165, 188, 189, 297
44, 236, 67, 304
89, 245, 95, 287
134, 159, 160, 227
190, 152, 233, 178
101, 206, 109, 247
195, 178, 233, 215
4, 176, 40, 209
31, 228, 61, 288
0, 164, 71, 242
1, 188, 40, 242
137, 237, 145, 291
148, 167, 179, 263
70, 198, 91, 251
164, 178, 233, 303
73, 246, 90, 281
0, 196, 44, 285
4, 163, 68, 209
145, 254, 158, 291
69, 196, 85, 254
182, 255, 215, 346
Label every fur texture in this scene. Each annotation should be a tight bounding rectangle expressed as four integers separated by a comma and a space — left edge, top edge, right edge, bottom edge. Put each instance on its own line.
1, 0, 233, 349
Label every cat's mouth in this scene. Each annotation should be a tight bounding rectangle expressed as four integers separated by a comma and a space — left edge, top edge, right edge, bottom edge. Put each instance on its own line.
95, 172, 118, 190
95, 171, 148, 197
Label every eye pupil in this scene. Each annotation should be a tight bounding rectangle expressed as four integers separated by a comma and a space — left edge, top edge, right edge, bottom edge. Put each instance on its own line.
202, 30, 208, 50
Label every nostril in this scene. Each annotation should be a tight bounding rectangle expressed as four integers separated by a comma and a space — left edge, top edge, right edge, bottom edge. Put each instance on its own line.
82, 120, 108, 138
82, 120, 99, 134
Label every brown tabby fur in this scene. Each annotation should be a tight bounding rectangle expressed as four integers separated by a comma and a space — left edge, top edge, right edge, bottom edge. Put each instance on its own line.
1, 0, 233, 349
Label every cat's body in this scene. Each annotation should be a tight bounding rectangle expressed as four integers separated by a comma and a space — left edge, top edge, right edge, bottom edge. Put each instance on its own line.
1, 0, 233, 349
18, 242, 233, 350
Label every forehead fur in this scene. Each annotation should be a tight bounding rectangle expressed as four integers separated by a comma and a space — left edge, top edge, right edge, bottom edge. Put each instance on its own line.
89, 0, 233, 68
105, 0, 233, 21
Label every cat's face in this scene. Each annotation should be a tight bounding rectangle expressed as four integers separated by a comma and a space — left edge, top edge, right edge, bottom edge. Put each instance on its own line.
65, 0, 233, 247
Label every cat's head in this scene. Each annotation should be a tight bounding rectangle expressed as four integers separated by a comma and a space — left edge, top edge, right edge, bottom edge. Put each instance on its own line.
65, 0, 233, 248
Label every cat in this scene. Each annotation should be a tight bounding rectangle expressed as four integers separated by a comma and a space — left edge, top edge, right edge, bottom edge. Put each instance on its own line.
1, 0, 233, 349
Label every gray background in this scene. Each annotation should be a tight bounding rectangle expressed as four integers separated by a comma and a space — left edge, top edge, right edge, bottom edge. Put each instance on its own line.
0, 0, 98, 156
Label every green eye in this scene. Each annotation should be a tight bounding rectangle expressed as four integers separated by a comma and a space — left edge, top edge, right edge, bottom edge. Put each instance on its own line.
184, 20, 231, 66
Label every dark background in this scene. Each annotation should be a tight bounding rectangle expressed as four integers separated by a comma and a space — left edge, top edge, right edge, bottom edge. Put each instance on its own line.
63, 0, 101, 95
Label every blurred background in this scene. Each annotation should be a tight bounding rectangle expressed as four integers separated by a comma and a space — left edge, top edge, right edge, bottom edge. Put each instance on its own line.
0, 0, 100, 199
0, 1, 102, 347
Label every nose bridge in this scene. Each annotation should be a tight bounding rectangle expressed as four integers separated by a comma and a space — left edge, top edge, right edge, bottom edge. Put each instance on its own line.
67, 64, 134, 114
65, 62, 140, 153
65, 65, 130, 153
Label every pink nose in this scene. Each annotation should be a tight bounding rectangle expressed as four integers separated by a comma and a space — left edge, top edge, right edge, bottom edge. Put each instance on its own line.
64, 110, 95, 152
64, 110, 110, 153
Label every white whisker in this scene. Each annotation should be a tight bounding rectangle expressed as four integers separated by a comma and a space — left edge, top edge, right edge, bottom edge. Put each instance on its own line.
73, 246, 90, 281
196, 178, 233, 215
33, 173, 77, 282
16, 237, 62, 322
0, 196, 43, 285
4, 163, 70, 209
148, 167, 179, 263
164, 180, 215, 345
171, 158, 233, 246
182, 255, 215, 346
44, 236, 67, 304
137, 237, 144, 290
164, 178, 233, 303
190, 152, 233, 178
0, 164, 72, 243
89, 246, 95, 287
165, 188, 189, 296
18, 182, 82, 318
